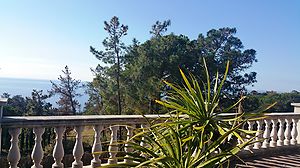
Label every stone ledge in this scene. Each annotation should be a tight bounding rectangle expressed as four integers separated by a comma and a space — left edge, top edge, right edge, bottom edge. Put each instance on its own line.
0, 114, 171, 127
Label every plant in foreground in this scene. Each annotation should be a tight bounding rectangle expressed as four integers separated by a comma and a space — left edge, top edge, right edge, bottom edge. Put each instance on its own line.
103, 59, 266, 168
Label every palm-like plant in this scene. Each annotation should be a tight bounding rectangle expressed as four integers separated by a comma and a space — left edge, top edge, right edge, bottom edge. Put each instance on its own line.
104, 59, 263, 168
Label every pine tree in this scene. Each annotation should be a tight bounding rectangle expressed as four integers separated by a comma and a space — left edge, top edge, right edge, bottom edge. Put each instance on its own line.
90, 16, 128, 115
50, 65, 82, 115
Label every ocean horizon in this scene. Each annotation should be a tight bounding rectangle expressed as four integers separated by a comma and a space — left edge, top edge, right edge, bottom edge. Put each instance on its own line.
0, 77, 88, 110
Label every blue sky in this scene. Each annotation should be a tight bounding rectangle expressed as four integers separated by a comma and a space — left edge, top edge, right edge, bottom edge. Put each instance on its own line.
0, 0, 299, 92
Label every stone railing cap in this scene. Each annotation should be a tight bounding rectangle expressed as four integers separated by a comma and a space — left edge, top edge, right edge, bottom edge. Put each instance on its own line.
0, 98, 8, 105
0, 114, 172, 127
291, 103, 300, 107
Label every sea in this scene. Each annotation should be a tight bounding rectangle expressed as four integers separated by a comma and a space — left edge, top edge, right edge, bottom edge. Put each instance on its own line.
0, 77, 89, 109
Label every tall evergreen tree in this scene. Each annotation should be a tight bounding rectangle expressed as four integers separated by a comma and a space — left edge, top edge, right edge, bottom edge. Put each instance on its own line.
90, 16, 128, 115
50, 65, 82, 115
85, 19, 257, 115
84, 68, 107, 115
124, 33, 195, 114
123, 27, 257, 114
195, 27, 257, 98
150, 19, 171, 37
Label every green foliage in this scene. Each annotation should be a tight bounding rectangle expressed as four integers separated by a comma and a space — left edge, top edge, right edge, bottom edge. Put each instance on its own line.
197, 28, 257, 97
123, 33, 194, 114
1, 91, 52, 116
26, 89, 53, 116
122, 27, 257, 114
84, 72, 108, 115
50, 65, 82, 115
2, 94, 27, 116
244, 90, 300, 112
89, 16, 128, 115
150, 19, 171, 37
104, 59, 261, 168
86, 19, 257, 115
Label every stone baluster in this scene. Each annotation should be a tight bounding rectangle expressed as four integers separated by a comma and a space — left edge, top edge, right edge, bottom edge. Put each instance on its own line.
108, 125, 119, 165
31, 127, 45, 168
277, 118, 284, 146
72, 125, 84, 168
140, 124, 149, 157
253, 120, 262, 149
291, 118, 298, 145
140, 124, 148, 147
91, 125, 103, 168
124, 124, 135, 164
245, 121, 253, 150
52, 126, 66, 168
7, 128, 21, 168
284, 118, 291, 145
270, 119, 278, 147
262, 119, 270, 148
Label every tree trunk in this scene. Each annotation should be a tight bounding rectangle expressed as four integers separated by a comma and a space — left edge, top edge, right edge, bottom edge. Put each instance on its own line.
116, 47, 122, 115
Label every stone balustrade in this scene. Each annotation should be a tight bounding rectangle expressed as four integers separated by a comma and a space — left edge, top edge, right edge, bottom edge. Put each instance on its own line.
242, 113, 300, 150
0, 115, 169, 168
1, 107, 300, 167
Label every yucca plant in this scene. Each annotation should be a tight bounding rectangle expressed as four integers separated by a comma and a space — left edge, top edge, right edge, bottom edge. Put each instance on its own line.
103, 59, 264, 168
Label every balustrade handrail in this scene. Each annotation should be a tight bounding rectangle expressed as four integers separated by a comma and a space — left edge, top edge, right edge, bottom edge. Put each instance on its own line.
0, 114, 173, 128
1, 112, 300, 128
264, 112, 296, 115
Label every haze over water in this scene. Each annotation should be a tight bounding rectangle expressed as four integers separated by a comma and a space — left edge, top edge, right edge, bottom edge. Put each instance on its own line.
0, 77, 88, 109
